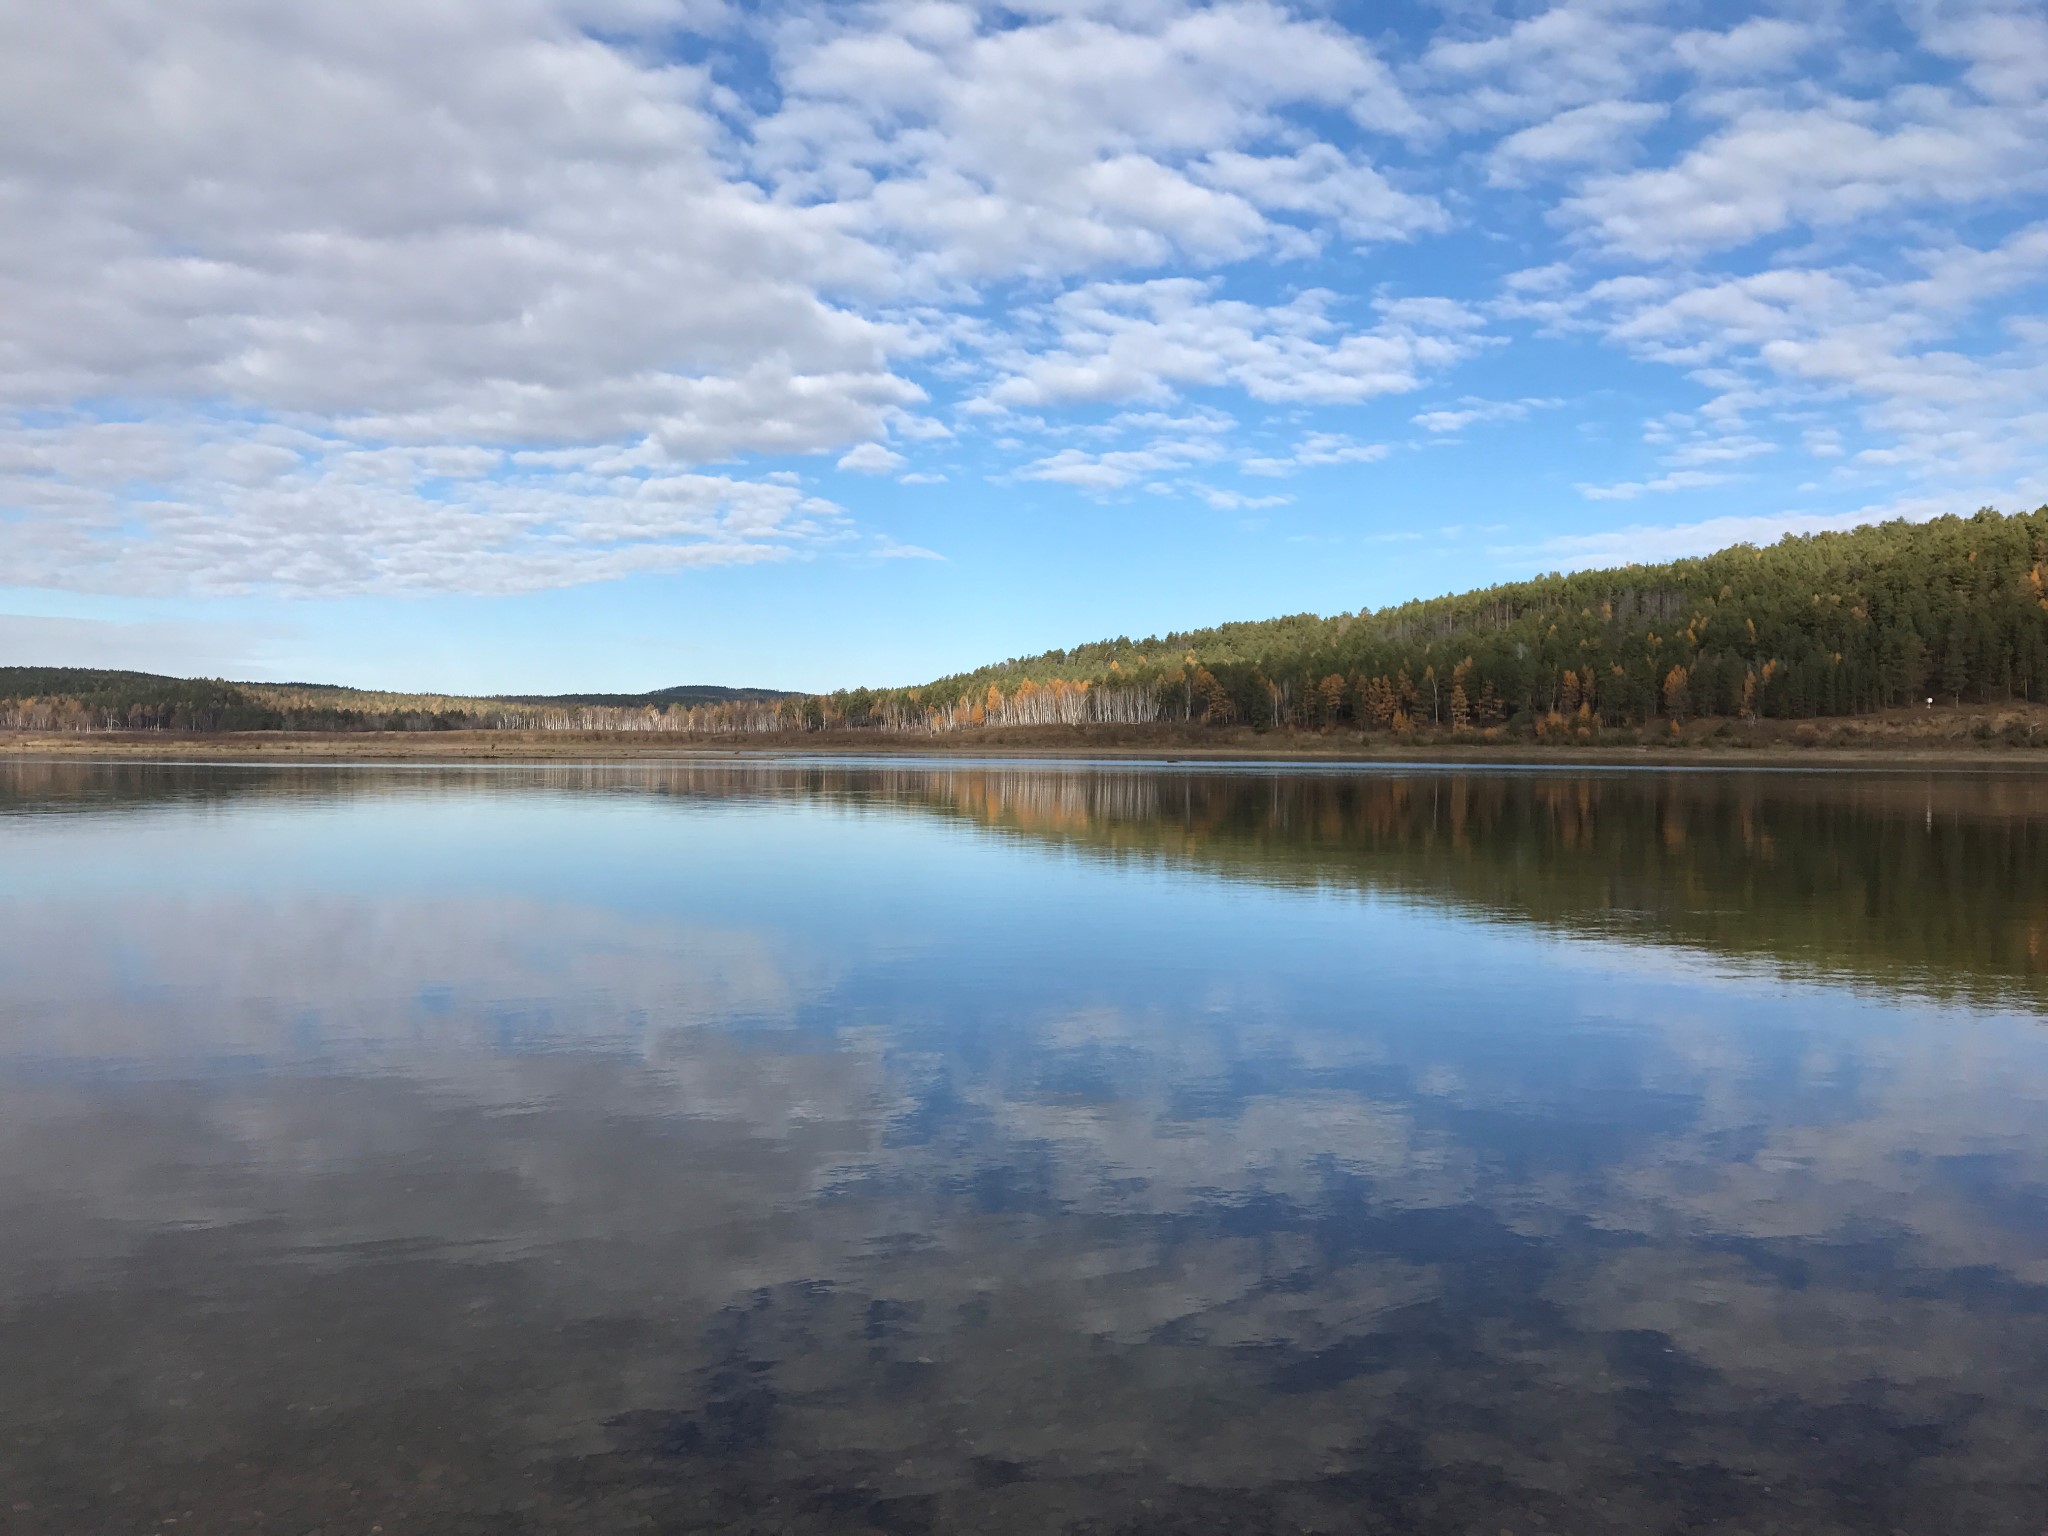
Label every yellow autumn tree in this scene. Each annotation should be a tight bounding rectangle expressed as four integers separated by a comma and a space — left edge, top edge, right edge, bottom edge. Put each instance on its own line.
1192, 666, 1232, 724
1317, 673, 1347, 728
1662, 664, 1691, 721
1357, 675, 1398, 729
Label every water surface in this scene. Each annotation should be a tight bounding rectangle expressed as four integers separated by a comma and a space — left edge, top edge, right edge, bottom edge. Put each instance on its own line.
3, 760, 2047, 1534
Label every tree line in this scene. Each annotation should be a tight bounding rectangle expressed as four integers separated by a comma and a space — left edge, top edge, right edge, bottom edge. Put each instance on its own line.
6, 508, 2046, 737
907, 507, 2048, 734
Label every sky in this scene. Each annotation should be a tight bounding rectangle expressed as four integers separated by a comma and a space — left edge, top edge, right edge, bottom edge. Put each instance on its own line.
1, 0, 2045, 694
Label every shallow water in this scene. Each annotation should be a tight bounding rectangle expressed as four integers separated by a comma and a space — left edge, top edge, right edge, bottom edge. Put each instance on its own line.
2, 759, 2046, 1534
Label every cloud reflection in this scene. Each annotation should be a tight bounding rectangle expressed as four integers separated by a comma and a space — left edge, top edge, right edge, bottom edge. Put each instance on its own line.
1, 762, 2046, 1533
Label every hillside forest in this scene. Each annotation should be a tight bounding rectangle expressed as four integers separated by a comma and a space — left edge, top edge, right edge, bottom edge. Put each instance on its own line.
5, 507, 2047, 738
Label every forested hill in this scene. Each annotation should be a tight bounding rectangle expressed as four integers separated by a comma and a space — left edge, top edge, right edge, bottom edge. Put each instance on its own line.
915, 507, 2048, 729
495, 685, 795, 707
0, 670, 792, 733
5, 507, 2046, 737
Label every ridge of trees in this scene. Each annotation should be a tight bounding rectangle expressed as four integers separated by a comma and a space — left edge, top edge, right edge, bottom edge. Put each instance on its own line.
0, 669, 779, 734
904, 507, 2048, 734
495, 685, 797, 708
5, 507, 2046, 736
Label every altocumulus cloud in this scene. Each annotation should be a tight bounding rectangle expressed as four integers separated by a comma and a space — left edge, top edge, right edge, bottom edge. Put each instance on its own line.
1, 0, 2045, 594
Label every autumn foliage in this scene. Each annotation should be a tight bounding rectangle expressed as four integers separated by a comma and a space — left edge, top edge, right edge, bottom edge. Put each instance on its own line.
7, 508, 2048, 738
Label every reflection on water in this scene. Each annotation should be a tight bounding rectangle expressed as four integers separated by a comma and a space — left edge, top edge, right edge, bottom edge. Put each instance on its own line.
2, 760, 2046, 1534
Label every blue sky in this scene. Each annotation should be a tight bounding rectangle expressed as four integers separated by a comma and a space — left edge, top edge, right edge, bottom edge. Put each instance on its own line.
2, 0, 2045, 692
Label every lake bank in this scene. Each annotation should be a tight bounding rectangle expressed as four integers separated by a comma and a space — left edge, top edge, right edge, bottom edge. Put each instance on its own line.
7, 706, 2048, 769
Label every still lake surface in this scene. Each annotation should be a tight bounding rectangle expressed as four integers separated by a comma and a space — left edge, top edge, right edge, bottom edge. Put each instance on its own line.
3, 758, 2047, 1535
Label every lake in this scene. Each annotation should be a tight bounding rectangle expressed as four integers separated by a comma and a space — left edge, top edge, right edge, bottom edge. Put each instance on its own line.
3, 758, 2046, 1535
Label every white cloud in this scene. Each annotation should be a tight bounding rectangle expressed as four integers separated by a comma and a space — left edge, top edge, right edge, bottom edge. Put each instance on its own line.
0, 0, 1478, 591
1671, 18, 1816, 77
982, 280, 1486, 410
1184, 484, 1291, 510
0, 415, 844, 594
1102, 406, 1237, 437
0, 0, 932, 592
1419, 0, 1669, 129
1576, 469, 1731, 501
1915, 3, 2048, 105
1577, 222, 2048, 484
4, 0, 2046, 601
1192, 145, 1449, 245
1487, 100, 1667, 186
1242, 432, 1389, 477
754, 0, 1434, 280
837, 442, 907, 474
1564, 95, 2046, 258
871, 535, 944, 559
1016, 435, 1225, 492
1664, 435, 1776, 467
1411, 396, 1563, 433
0, 0, 911, 440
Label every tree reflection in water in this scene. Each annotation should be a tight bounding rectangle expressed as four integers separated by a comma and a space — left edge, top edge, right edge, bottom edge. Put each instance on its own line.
1, 760, 2044, 1534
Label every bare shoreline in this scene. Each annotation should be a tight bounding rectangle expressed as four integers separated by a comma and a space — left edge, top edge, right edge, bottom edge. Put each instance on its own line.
7, 722, 2048, 771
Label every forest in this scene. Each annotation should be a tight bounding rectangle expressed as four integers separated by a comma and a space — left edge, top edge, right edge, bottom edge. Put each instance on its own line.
5, 507, 2047, 738
0, 672, 796, 735
908, 505, 2048, 735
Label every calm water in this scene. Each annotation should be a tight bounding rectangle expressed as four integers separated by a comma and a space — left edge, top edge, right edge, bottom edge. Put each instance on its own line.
3, 759, 2047, 1535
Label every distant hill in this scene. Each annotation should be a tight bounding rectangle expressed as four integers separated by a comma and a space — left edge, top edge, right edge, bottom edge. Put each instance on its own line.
495, 685, 796, 708
0, 668, 793, 734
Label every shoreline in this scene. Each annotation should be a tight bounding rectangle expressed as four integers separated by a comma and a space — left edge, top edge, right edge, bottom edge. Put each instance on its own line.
7, 724, 2048, 771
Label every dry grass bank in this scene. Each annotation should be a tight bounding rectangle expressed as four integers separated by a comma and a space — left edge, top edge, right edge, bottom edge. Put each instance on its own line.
6, 700, 2048, 769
